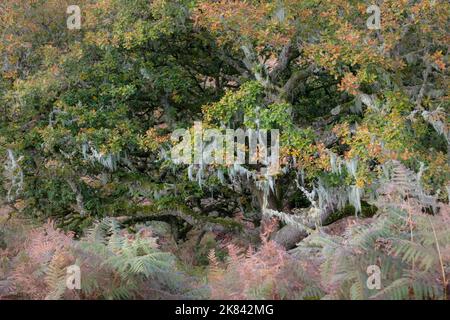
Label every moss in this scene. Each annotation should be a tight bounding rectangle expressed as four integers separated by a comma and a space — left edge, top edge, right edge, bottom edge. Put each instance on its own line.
0, 230, 6, 250
103, 199, 243, 233
323, 201, 377, 225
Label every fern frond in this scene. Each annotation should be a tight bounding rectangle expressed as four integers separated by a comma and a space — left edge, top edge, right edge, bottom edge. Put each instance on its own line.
390, 239, 437, 271
371, 278, 411, 300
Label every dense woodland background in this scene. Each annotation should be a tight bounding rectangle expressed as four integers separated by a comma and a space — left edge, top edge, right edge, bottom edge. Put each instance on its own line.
0, 0, 449, 300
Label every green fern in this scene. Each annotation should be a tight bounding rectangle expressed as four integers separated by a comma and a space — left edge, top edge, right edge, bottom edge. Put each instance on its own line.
72, 218, 166, 298
307, 161, 449, 300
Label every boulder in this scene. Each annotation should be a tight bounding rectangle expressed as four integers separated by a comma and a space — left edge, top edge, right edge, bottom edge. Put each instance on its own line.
272, 224, 308, 250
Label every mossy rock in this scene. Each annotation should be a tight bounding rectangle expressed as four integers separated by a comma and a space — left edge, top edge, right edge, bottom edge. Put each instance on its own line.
324, 201, 377, 225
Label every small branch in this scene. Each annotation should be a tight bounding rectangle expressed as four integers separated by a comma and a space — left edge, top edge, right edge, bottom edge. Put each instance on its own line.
281, 66, 314, 102
66, 179, 87, 217
416, 52, 432, 110
268, 41, 300, 82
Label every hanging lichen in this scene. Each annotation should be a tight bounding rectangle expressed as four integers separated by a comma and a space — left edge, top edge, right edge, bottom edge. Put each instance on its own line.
82, 142, 120, 171
4, 149, 24, 202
